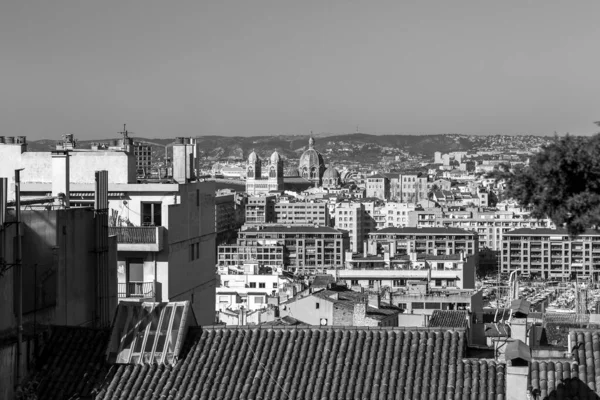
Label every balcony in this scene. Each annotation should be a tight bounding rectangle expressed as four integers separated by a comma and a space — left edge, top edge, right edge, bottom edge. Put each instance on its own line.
118, 282, 156, 299
109, 226, 165, 252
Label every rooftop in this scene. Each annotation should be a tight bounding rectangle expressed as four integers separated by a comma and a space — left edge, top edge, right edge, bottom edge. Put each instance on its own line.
27, 325, 505, 399
371, 226, 475, 235
428, 310, 469, 329
242, 225, 343, 234
505, 227, 600, 236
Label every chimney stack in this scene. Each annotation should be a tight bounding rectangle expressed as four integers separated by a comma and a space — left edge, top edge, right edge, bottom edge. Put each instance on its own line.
505, 340, 531, 400
51, 150, 70, 208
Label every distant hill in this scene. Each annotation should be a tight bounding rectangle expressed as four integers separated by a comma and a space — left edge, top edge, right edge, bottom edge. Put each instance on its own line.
26, 133, 553, 164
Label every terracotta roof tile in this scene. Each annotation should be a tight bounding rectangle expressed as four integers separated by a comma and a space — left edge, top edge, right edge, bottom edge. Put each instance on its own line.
29, 325, 508, 399
428, 310, 469, 328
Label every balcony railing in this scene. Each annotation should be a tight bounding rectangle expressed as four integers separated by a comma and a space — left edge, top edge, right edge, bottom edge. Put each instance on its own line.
110, 226, 156, 243
109, 226, 164, 252
118, 282, 155, 299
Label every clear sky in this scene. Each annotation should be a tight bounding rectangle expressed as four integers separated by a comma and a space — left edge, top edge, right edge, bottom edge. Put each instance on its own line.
2, 1, 600, 140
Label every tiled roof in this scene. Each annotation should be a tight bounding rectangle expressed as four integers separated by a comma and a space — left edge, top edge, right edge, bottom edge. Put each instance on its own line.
28, 325, 507, 399
311, 274, 335, 288
29, 326, 111, 400
428, 310, 469, 328
529, 331, 600, 400
484, 323, 511, 337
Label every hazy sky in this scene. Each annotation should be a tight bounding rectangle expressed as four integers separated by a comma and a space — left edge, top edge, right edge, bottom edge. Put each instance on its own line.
2, 1, 600, 140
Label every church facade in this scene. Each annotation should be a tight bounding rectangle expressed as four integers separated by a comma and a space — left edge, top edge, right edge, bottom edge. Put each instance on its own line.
245, 137, 338, 194
245, 150, 284, 195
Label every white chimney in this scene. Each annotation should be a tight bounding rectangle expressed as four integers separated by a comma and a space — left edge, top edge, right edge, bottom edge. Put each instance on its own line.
51, 150, 70, 208
505, 340, 531, 400
172, 137, 191, 183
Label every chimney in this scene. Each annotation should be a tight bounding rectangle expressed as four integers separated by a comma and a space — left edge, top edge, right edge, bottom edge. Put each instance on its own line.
172, 138, 191, 183
390, 241, 397, 258
363, 241, 368, 257
505, 340, 531, 400
368, 293, 380, 309
51, 150, 70, 208
352, 300, 367, 325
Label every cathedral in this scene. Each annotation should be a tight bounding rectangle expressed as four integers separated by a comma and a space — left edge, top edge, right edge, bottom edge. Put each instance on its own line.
245, 150, 284, 195
245, 136, 339, 194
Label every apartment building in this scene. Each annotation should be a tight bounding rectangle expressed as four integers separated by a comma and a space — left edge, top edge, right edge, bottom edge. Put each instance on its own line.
501, 228, 600, 280
245, 195, 275, 224
237, 226, 349, 273
273, 200, 330, 226
373, 202, 417, 229
368, 227, 478, 257
408, 207, 554, 251
133, 144, 152, 176
216, 272, 293, 312
7, 135, 218, 325
334, 201, 373, 253
388, 172, 428, 203
365, 174, 390, 200
334, 251, 476, 291
217, 245, 285, 272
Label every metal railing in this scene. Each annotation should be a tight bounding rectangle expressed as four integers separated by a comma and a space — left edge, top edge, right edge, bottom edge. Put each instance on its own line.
118, 282, 155, 298
109, 226, 157, 244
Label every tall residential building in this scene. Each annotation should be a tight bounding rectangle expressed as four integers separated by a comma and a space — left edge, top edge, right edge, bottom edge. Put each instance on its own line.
273, 200, 330, 226
501, 228, 600, 280
134, 144, 152, 176
237, 226, 349, 273
245, 195, 276, 224
367, 227, 478, 258
373, 202, 417, 229
335, 201, 372, 253
365, 174, 390, 200
408, 207, 553, 251
6, 134, 218, 325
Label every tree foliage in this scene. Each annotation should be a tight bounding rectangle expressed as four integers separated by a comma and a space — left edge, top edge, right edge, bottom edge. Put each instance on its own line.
505, 134, 600, 236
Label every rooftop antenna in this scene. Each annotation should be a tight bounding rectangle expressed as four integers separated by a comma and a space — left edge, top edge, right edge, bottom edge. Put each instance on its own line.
118, 124, 135, 141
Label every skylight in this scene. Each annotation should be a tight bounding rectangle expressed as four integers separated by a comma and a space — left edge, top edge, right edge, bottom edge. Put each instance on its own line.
106, 301, 193, 365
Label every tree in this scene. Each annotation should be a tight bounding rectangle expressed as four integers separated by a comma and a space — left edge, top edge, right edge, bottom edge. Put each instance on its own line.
504, 133, 600, 236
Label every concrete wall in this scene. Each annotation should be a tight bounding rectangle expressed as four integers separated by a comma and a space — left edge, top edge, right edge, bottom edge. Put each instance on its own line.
0, 219, 17, 332
19, 209, 100, 326
281, 295, 333, 326
167, 182, 216, 326
0, 145, 136, 200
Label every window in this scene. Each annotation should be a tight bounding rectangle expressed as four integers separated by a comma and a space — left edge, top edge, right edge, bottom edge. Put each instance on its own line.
351, 279, 359, 286
142, 202, 162, 226
435, 279, 442, 287
315, 302, 320, 309
223, 281, 229, 287
437, 262, 444, 270
273, 282, 278, 288
393, 279, 406, 287
249, 282, 256, 288
368, 280, 375, 288
254, 296, 264, 304
259, 282, 266, 289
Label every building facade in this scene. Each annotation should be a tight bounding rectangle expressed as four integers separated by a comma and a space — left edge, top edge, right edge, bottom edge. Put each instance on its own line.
237, 226, 349, 273
501, 228, 600, 280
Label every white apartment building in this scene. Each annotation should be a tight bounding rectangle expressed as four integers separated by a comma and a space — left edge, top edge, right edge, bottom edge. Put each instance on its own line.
335, 201, 374, 253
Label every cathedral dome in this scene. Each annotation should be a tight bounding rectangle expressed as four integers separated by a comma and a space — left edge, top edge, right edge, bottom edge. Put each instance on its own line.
298, 136, 325, 183
323, 166, 339, 180
248, 150, 260, 164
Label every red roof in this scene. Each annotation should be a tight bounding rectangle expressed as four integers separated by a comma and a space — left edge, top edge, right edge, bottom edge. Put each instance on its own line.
28, 325, 506, 399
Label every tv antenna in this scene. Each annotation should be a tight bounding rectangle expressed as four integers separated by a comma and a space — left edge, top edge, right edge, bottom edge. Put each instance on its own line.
118, 124, 135, 140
